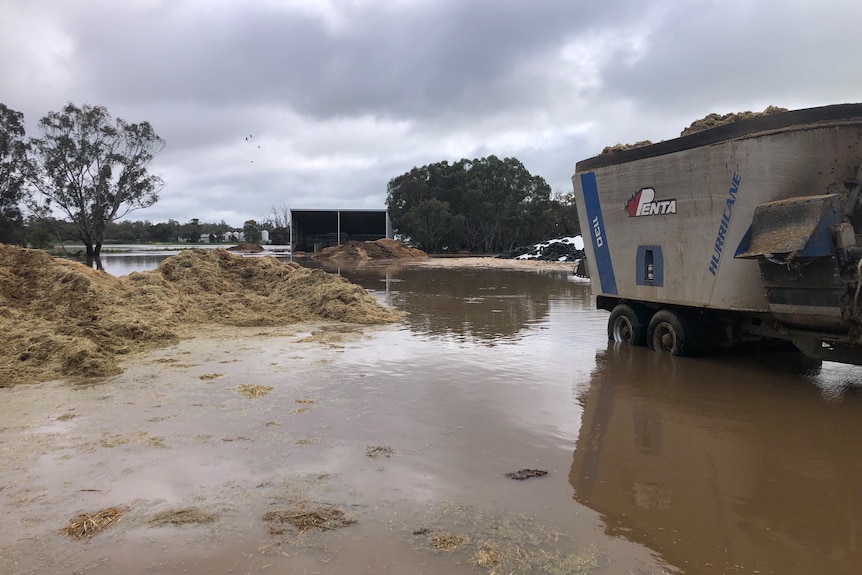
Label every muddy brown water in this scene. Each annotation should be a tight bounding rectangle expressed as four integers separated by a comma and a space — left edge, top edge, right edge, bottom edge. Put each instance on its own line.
2, 260, 862, 574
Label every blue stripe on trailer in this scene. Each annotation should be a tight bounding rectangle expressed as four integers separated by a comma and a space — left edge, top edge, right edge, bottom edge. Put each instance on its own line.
580, 172, 618, 295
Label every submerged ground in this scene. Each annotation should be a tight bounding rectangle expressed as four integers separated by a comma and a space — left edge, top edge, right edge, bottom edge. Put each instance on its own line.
3, 250, 862, 575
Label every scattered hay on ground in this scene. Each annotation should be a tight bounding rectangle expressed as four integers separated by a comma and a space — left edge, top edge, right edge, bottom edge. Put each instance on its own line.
296, 331, 345, 344
417, 503, 602, 575
473, 543, 502, 568
263, 506, 356, 533
430, 533, 467, 552
313, 239, 427, 262
60, 506, 126, 539
366, 445, 395, 458
0, 244, 399, 386
148, 507, 217, 526
236, 384, 272, 398
506, 468, 548, 480
148, 436, 167, 448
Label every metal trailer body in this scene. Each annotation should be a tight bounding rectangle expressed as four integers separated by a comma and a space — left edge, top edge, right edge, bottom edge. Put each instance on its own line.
572, 103, 862, 364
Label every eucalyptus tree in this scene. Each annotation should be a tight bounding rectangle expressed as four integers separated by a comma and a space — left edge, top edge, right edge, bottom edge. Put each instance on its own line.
386, 155, 555, 253
27, 103, 165, 263
0, 103, 28, 244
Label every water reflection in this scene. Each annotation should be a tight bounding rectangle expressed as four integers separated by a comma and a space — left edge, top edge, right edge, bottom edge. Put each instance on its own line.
100, 253, 591, 345
570, 343, 862, 575
316, 262, 590, 344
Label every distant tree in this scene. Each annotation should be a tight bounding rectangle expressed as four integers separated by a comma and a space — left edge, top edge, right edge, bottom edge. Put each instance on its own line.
26, 103, 165, 264
0, 103, 28, 245
149, 219, 178, 243
243, 219, 261, 244
550, 190, 581, 237
398, 198, 454, 252
180, 218, 201, 243
264, 203, 291, 244
386, 156, 556, 253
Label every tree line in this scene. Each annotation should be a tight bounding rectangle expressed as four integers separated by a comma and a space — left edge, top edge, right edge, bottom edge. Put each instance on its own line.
0, 102, 293, 261
3, 100, 581, 263
386, 156, 580, 253
22, 216, 290, 249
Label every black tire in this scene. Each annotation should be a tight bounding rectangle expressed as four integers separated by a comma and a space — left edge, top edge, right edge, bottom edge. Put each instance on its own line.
647, 309, 702, 357
608, 304, 649, 346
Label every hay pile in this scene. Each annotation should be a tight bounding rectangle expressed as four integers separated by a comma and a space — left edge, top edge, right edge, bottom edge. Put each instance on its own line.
314, 239, 426, 262
601, 140, 653, 154
680, 105, 788, 136
0, 245, 399, 386
601, 105, 789, 155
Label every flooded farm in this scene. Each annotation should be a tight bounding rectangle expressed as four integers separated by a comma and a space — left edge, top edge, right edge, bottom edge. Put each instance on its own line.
2, 256, 862, 575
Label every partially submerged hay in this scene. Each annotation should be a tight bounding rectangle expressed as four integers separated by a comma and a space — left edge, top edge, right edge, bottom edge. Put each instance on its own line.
148, 507, 217, 526
0, 245, 399, 386
263, 506, 356, 533
313, 239, 427, 262
236, 384, 272, 398
366, 445, 395, 458
473, 543, 501, 568
60, 506, 125, 539
421, 503, 602, 575
430, 533, 467, 552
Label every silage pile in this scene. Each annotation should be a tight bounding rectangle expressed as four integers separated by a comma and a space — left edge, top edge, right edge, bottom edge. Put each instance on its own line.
679, 105, 788, 136
601, 105, 789, 154
0, 245, 399, 386
314, 238, 427, 262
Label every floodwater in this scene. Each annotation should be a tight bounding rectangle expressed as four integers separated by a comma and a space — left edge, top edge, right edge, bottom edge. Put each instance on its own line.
2, 259, 862, 575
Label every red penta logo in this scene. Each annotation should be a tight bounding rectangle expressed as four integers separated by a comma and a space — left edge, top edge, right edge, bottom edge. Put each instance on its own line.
625, 188, 677, 217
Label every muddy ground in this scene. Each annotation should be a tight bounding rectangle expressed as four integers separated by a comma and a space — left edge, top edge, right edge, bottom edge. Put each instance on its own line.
0, 252, 671, 575
0, 321, 666, 575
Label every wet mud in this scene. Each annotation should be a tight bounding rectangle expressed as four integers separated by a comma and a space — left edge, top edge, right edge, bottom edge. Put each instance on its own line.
3, 262, 862, 574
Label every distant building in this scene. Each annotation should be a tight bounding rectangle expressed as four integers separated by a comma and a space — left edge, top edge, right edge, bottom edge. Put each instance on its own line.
290, 209, 391, 252
223, 231, 245, 242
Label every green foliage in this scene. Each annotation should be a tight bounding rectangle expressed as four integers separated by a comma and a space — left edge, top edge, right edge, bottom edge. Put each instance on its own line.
243, 219, 262, 243
26, 103, 165, 258
0, 104, 28, 244
386, 155, 573, 253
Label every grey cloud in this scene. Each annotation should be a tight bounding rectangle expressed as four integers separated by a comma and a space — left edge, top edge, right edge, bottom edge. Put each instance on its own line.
65, 0, 647, 120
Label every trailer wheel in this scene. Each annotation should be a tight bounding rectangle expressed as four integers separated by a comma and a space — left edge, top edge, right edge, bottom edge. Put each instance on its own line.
608, 304, 649, 346
647, 310, 701, 357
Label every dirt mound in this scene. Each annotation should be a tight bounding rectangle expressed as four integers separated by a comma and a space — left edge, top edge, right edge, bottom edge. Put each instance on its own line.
314, 239, 427, 262
0, 245, 399, 386
680, 105, 788, 137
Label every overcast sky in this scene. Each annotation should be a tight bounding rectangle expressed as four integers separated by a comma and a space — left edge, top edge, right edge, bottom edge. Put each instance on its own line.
2, 0, 861, 227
